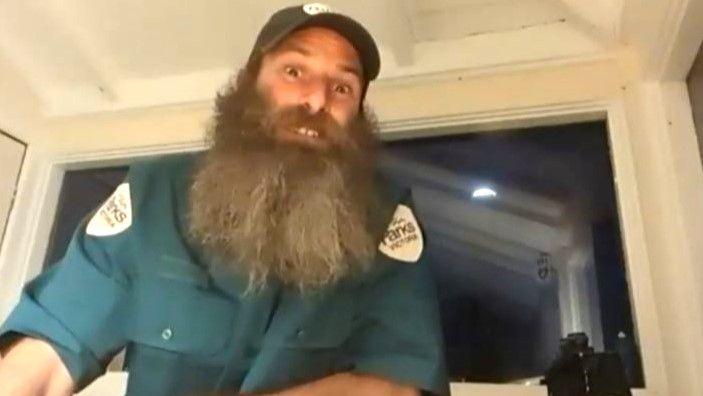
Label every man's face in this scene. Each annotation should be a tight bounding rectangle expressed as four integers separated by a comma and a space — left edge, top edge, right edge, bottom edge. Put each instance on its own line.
255, 27, 364, 151
189, 30, 380, 291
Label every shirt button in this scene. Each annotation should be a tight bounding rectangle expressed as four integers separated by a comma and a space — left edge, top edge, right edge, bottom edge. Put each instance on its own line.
161, 328, 173, 341
296, 328, 306, 338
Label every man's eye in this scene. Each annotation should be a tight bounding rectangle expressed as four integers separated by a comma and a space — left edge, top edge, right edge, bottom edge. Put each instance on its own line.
284, 66, 301, 78
334, 83, 352, 95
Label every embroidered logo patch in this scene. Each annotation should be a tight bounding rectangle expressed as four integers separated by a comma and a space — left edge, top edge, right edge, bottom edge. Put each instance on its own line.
86, 183, 132, 237
303, 3, 332, 15
379, 204, 423, 263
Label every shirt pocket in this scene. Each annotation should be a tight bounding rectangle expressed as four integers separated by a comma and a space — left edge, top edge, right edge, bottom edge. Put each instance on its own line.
123, 275, 237, 395
126, 275, 235, 359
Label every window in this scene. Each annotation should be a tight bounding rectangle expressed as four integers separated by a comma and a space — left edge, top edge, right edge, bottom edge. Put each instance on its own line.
382, 121, 644, 387
43, 120, 644, 389
44, 166, 129, 269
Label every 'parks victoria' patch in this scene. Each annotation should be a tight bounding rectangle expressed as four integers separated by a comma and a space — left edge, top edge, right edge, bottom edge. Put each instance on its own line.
86, 183, 132, 237
379, 204, 423, 263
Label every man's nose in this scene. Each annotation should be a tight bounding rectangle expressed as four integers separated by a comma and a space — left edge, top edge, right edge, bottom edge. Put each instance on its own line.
302, 79, 329, 114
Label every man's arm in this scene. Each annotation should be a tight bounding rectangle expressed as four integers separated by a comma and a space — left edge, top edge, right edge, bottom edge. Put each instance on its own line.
0, 336, 74, 396
254, 372, 419, 396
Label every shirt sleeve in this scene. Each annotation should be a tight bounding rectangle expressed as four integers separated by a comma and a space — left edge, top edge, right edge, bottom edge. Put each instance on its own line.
0, 180, 136, 390
346, 255, 450, 395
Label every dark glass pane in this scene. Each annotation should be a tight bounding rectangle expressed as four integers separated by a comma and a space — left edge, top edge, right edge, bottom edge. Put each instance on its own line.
44, 166, 129, 268
381, 121, 644, 387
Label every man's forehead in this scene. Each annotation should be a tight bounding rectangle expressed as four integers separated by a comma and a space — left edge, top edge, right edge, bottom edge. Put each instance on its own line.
272, 27, 363, 76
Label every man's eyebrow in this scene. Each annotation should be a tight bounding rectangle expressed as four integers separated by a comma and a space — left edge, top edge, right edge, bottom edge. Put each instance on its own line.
275, 43, 311, 56
338, 64, 362, 81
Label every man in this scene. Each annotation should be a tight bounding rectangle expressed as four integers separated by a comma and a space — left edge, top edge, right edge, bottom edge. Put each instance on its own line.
0, 4, 448, 395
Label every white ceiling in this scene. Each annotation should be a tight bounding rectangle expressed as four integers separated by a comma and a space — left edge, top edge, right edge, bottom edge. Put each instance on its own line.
0, 0, 623, 116
413, 0, 567, 41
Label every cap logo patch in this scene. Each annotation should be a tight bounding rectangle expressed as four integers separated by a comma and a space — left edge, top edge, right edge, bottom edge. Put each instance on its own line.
379, 204, 424, 263
86, 183, 132, 237
303, 3, 332, 15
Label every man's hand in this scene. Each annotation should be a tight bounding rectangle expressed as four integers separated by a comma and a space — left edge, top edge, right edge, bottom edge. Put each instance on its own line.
0, 337, 74, 396
252, 372, 420, 396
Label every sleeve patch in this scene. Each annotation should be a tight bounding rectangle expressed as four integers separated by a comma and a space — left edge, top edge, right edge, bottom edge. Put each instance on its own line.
86, 183, 132, 237
379, 204, 424, 263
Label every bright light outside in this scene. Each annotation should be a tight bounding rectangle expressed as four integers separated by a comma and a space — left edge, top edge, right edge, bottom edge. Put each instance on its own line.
471, 187, 497, 199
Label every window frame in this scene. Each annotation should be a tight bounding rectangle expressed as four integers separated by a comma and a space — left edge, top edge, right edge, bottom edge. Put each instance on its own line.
0, 101, 665, 396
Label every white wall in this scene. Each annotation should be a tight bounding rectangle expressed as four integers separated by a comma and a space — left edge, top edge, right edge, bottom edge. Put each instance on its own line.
0, 133, 25, 252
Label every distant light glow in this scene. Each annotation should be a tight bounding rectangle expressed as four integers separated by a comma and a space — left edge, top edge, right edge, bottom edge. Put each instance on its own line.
472, 187, 497, 199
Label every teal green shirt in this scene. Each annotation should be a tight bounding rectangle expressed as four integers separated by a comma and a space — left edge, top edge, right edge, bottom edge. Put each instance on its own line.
0, 153, 449, 395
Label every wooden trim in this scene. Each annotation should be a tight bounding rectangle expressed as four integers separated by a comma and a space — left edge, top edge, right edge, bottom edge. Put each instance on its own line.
450, 383, 652, 396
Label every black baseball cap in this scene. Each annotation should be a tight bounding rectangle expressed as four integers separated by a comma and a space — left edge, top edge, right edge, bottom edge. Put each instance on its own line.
249, 3, 381, 84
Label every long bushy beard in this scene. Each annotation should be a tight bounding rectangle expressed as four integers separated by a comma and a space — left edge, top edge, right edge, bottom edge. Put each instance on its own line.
188, 68, 382, 292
